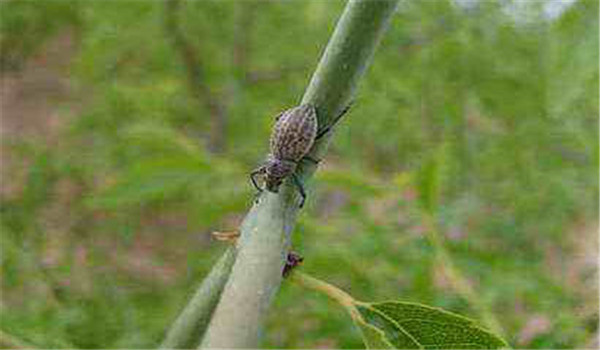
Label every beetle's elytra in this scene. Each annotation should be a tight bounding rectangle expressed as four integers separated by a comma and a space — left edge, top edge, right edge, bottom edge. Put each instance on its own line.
250, 103, 351, 208
270, 104, 318, 163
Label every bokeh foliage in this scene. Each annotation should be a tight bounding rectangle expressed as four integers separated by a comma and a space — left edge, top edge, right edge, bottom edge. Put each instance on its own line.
1, 0, 597, 348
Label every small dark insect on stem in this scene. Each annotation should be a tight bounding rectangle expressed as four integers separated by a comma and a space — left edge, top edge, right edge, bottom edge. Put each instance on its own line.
282, 251, 304, 277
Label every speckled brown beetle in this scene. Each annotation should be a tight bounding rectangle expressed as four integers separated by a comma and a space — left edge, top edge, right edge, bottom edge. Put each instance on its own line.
250, 103, 350, 208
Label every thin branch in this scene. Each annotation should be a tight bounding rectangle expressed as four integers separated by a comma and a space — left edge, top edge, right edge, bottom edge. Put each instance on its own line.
199, 1, 399, 348
289, 271, 356, 310
232, 1, 254, 80
159, 247, 236, 349
421, 212, 506, 338
231, 3, 307, 86
163, 0, 227, 153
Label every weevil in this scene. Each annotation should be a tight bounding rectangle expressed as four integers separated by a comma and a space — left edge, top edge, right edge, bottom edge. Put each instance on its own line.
250, 103, 350, 207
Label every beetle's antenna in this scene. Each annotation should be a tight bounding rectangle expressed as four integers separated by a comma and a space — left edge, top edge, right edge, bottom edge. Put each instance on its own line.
315, 101, 353, 140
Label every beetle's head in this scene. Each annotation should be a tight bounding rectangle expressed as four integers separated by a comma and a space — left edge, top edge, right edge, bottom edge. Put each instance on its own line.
265, 158, 296, 192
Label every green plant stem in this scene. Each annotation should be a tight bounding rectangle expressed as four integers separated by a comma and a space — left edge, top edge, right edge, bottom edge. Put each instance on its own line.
290, 271, 356, 310
422, 213, 506, 337
290, 271, 370, 330
199, 1, 398, 348
159, 247, 236, 349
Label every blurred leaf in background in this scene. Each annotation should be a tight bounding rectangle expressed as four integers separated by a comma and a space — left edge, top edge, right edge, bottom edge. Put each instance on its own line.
0, 0, 597, 349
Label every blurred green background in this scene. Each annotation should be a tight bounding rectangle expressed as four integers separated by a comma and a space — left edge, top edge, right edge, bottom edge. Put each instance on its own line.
0, 0, 598, 348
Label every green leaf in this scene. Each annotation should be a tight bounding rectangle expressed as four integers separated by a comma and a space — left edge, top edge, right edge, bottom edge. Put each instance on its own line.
292, 272, 507, 350
354, 301, 508, 349
354, 320, 395, 349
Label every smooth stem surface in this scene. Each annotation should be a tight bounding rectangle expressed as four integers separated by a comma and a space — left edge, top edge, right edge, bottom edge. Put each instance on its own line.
159, 247, 236, 349
199, 1, 398, 348
301, 0, 399, 168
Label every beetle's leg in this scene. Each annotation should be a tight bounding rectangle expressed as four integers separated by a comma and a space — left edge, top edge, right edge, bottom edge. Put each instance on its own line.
250, 167, 265, 192
315, 101, 353, 141
250, 167, 267, 205
292, 173, 307, 208
301, 156, 321, 165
